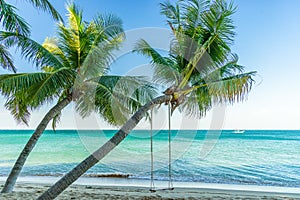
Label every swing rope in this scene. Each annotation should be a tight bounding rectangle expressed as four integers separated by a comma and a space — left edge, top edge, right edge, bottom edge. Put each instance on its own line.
150, 108, 155, 190
149, 103, 173, 192
168, 102, 173, 189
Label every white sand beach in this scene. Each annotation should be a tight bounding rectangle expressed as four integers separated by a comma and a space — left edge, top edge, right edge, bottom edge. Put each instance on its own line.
1, 177, 299, 199
1, 183, 299, 200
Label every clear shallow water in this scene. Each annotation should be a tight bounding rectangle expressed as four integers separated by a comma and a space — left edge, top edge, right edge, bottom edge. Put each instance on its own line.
0, 130, 299, 187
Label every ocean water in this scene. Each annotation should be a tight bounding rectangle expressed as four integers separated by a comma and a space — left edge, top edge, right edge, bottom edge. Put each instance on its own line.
0, 130, 299, 188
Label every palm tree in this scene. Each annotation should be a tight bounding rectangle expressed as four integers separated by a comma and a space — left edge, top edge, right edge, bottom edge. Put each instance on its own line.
0, 3, 156, 193
0, 0, 62, 71
38, 0, 257, 199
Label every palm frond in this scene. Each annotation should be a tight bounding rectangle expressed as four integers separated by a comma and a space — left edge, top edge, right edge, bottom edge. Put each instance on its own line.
80, 40, 117, 80
56, 23, 78, 68
0, 72, 51, 96
26, 69, 75, 108
93, 13, 124, 41
0, 1, 30, 35
200, 0, 236, 45
133, 39, 169, 66
179, 86, 212, 118
52, 111, 62, 130
77, 13, 124, 78
42, 37, 71, 69
0, 31, 65, 70
26, 0, 63, 22
5, 94, 31, 125
0, 43, 16, 72
66, 3, 83, 33
180, 0, 210, 29
180, 71, 255, 118
64, 3, 83, 68
133, 39, 180, 85
190, 53, 242, 84
53, 3, 85, 70
205, 71, 256, 103
0, 68, 75, 108
75, 76, 157, 125
160, 1, 181, 28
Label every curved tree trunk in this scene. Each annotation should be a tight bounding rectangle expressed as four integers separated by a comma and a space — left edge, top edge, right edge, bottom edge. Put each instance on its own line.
1, 95, 72, 193
38, 95, 171, 200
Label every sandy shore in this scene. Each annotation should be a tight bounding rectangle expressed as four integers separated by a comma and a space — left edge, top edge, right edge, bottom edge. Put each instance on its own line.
1, 182, 299, 200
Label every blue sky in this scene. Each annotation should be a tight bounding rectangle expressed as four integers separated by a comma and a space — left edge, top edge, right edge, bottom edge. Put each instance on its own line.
1, 0, 300, 130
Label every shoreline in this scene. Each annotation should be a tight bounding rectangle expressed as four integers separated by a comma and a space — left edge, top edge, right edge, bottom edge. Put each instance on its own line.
1, 176, 299, 199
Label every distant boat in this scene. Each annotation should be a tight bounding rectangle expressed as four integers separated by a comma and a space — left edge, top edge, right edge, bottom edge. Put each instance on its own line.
233, 130, 245, 134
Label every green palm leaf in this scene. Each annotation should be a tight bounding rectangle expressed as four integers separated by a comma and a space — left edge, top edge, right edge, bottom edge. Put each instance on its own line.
0, 31, 65, 69
0, 1, 30, 35
0, 44, 15, 72
94, 13, 124, 40
205, 72, 256, 103
0, 68, 75, 108
160, 1, 181, 27
25, 69, 75, 108
42, 37, 71, 70
5, 94, 30, 125
26, 0, 63, 22
133, 39, 180, 85
0, 73, 50, 95
75, 76, 157, 125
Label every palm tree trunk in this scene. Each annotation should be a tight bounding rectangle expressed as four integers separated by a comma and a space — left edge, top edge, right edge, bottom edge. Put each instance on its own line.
1, 95, 72, 193
37, 95, 171, 200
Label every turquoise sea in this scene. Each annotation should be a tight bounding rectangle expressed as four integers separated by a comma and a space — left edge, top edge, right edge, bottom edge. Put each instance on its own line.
0, 130, 299, 188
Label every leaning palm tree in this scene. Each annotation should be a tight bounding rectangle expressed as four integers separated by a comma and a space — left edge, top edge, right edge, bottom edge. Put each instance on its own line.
0, 3, 156, 193
38, 0, 257, 199
0, 0, 62, 71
